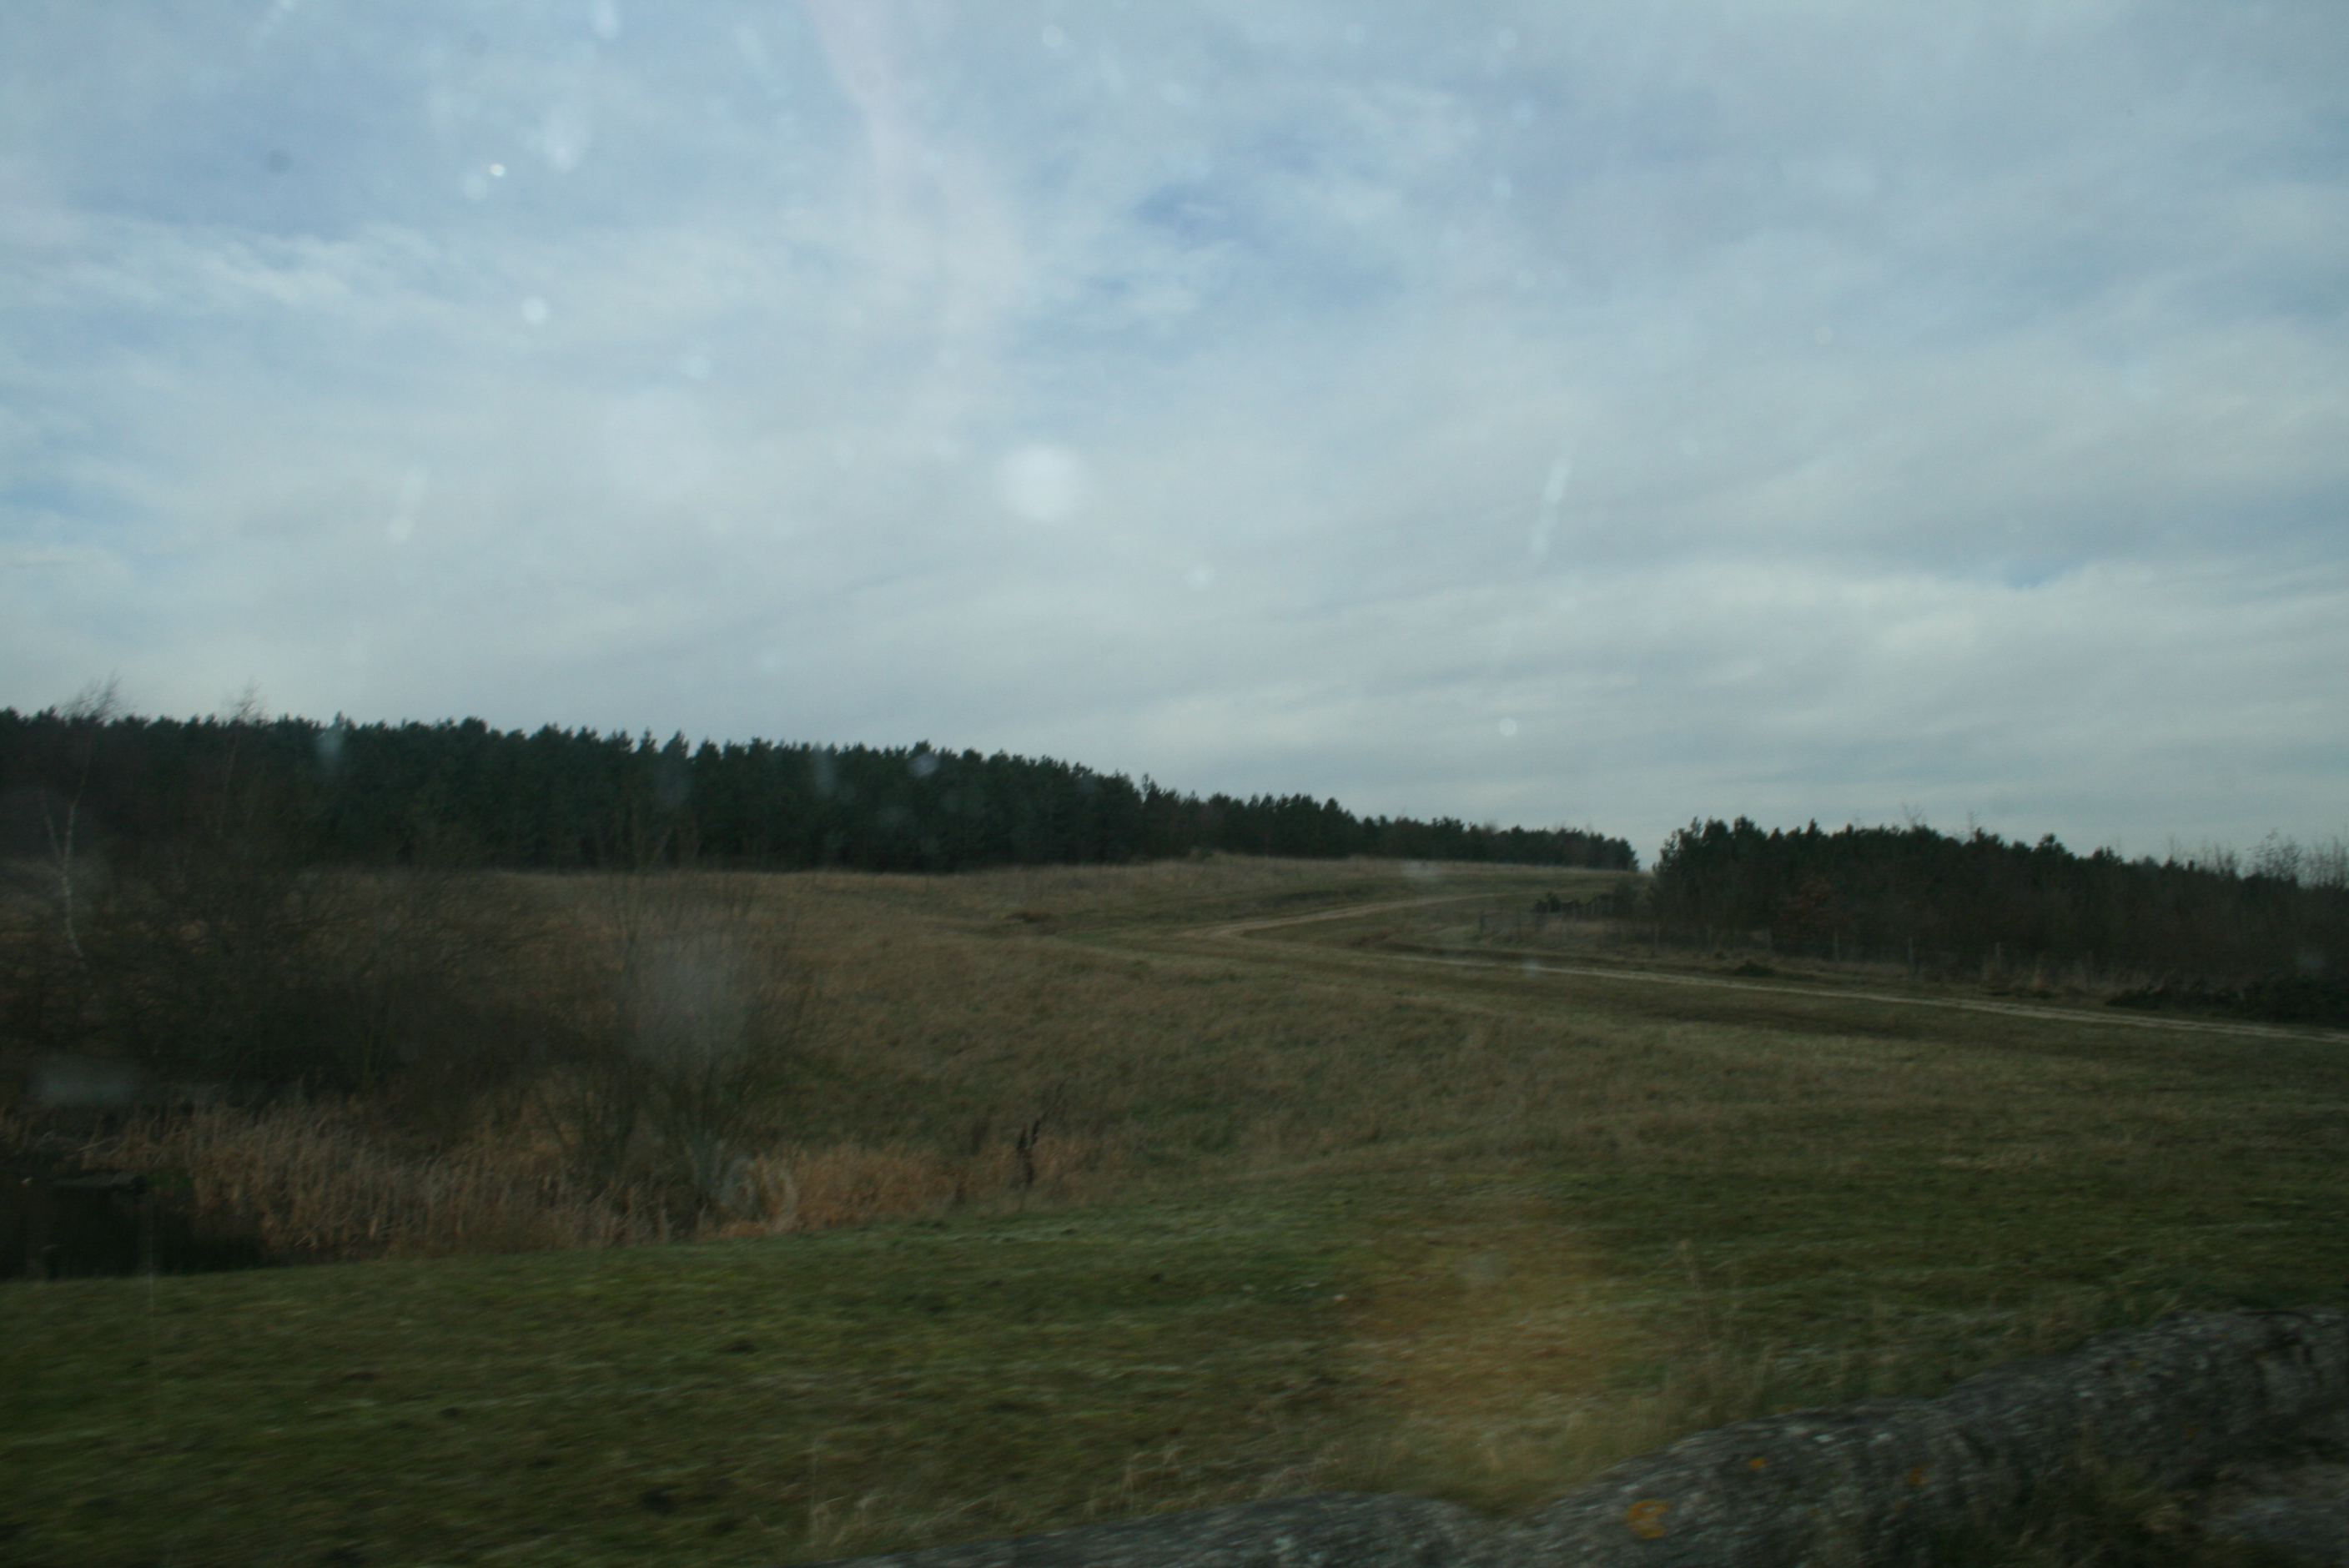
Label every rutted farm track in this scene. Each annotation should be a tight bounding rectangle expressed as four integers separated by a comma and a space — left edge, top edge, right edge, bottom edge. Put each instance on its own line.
1103, 892, 2346, 1048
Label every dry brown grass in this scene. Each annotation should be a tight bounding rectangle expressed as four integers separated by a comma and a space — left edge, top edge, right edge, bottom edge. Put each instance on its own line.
19, 856, 2349, 1283
67, 1103, 1124, 1261
79, 1103, 661, 1258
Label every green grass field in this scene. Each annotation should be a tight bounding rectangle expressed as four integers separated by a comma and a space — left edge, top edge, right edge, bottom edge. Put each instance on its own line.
6, 858, 2346, 1566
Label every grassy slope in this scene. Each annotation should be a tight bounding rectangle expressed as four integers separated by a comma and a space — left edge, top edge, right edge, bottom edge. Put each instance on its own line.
5, 858, 2346, 1566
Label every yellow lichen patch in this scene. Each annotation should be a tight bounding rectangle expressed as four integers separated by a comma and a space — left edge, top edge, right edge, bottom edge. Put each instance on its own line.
1625, 1498, 1672, 1538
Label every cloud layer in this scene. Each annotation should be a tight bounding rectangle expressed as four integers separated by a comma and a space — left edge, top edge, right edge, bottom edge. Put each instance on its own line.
4, 1, 2345, 858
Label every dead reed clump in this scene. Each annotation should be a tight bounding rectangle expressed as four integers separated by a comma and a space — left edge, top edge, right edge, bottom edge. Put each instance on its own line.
66, 1103, 1124, 1261
79, 1103, 665, 1260
706, 1132, 1120, 1238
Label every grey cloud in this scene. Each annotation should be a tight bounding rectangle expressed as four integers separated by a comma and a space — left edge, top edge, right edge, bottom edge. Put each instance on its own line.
3, 0, 2345, 860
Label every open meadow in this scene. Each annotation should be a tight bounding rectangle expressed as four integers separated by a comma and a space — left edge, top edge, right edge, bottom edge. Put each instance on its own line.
5, 856, 2346, 1566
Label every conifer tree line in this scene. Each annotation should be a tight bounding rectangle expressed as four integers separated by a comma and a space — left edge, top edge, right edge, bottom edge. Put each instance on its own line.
0, 707, 1637, 874
1651, 817, 2349, 1015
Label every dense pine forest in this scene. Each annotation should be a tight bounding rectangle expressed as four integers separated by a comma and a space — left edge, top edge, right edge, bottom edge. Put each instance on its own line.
1650, 816, 2349, 1022
0, 707, 1637, 874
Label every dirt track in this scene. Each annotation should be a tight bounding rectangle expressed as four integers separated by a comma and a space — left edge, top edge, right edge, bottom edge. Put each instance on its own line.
1182, 894, 2344, 1046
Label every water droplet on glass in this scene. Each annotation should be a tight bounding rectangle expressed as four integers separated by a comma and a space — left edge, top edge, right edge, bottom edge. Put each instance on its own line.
1498, 718, 1519, 737
998, 445, 1087, 524
1542, 456, 1571, 505
521, 296, 549, 324
536, 107, 590, 172
1187, 565, 1215, 591
386, 466, 427, 542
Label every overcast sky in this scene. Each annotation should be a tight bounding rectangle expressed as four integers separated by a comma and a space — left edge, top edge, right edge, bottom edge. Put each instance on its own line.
3, 2, 2344, 861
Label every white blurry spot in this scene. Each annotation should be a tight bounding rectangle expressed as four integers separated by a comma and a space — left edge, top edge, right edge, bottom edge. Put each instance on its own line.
1099, 49, 1128, 94
461, 172, 490, 201
606, 388, 715, 505
1344, 23, 1366, 46
521, 295, 549, 324
386, 465, 428, 544
1159, 80, 1190, 106
536, 106, 591, 172
908, 751, 941, 779
1496, 28, 1518, 49
998, 445, 1086, 524
1513, 100, 1537, 127
1784, 152, 1879, 202
678, 351, 711, 380
489, 162, 506, 178
253, 0, 299, 47
1041, 23, 1068, 50
1678, 434, 1701, 458
1813, 324, 1834, 345
1498, 718, 1518, 738
1515, 269, 1537, 289
1532, 454, 1568, 560
590, 0, 621, 42
757, 648, 786, 674
1187, 564, 1215, 591
33, 1056, 140, 1110
1491, 174, 1514, 201
736, 23, 776, 82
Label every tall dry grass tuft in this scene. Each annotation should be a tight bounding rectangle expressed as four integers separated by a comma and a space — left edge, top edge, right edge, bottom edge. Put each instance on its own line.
82, 1105, 662, 1259
73, 1105, 1121, 1261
